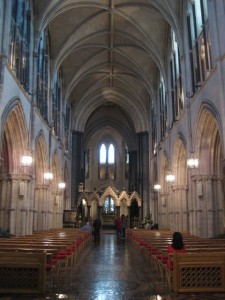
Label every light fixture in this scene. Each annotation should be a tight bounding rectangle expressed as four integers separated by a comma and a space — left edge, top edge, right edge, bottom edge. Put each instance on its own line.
44, 171, 53, 180
21, 155, 33, 167
58, 182, 66, 189
154, 184, 161, 191
166, 172, 175, 183
187, 157, 199, 169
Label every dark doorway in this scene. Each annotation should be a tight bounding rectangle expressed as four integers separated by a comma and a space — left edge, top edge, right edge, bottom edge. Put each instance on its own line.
130, 199, 139, 228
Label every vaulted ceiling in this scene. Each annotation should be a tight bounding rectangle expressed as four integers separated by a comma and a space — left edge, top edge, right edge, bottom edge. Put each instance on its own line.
34, 0, 182, 148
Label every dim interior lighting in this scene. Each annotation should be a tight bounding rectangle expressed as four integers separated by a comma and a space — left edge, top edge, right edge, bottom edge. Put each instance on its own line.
58, 182, 66, 189
21, 155, 33, 167
166, 172, 175, 183
44, 172, 53, 180
154, 184, 161, 191
187, 157, 199, 169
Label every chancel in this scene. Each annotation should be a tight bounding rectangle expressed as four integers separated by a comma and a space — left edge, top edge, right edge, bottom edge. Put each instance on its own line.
0, 1, 225, 299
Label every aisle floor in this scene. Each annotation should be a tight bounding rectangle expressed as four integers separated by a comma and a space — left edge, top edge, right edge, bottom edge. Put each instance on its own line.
0, 230, 225, 300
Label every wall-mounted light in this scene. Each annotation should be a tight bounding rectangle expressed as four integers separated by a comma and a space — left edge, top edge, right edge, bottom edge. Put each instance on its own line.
21, 155, 33, 167
154, 184, 161, 191
166, 172, 175, 183
58, 182, 66, 189
187, 157, 199, 169
44, 171, 53, 181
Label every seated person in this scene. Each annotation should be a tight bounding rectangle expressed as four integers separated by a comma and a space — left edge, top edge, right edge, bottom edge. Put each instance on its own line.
81, 221, 93, 230
167, 231, 186, 270
167, 231, 186, 253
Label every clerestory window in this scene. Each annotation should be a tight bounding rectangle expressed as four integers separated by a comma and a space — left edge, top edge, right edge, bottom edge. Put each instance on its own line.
99, 143, 115, 180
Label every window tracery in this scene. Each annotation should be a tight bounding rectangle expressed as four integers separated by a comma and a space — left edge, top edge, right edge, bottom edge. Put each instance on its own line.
99, 143, 115, 180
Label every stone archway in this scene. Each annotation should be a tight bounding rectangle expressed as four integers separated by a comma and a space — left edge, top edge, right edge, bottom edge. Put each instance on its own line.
77, 186, 142, 228
0, 100, 30, 235
193, 107, 224, 237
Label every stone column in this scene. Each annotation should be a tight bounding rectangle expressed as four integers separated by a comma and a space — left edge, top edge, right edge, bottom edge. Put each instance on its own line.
87, 205, 91, 221
137, 132, 149, 219
215, 175, 224, 235
9, 178, 18, 235
173, 185, 188, 232
71, 131, 84, 208
127, 206, 130, 228
0, 177, 8, 228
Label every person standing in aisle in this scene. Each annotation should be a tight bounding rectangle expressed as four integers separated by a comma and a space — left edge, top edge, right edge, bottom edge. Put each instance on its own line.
93, 218, 102, 244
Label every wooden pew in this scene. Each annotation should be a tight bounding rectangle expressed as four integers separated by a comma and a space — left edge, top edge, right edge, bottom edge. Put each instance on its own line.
172, 252, 225, 293
0, 228, 92, 294
0, 252, 46, 294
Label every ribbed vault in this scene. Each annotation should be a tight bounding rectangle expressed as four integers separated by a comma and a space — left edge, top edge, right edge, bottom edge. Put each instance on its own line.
34, 0, 182, 139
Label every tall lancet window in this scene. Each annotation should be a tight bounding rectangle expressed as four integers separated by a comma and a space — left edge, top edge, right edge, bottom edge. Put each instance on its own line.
187, 0, 211, 93
99, 143, 115, 180
108, 144, 115, 164
37, 29, 50, 122
159, 77, 167, 140
170, 30, 184, 122
100, 144, 107, 164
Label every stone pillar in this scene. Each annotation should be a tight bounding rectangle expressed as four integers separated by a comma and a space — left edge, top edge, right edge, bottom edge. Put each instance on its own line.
173, 185, 188, 232
9, 179, 18, 235
127, 206, 130, 228
191, 175, 224, 238
35, 184, 49, 231
87, 205, 91, 221
98, 206, 103, 224
137, 132, 149, 219
0, 177, 8, 228
71, 131, 84, 208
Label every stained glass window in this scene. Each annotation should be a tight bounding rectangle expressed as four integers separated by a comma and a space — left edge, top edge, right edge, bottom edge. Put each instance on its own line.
103, 196, 115, 213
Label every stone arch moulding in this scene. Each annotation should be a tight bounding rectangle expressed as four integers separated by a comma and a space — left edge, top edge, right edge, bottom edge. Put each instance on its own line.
1, 98, 28, 174
77, 186, 141, 208
195, 101, 224, 157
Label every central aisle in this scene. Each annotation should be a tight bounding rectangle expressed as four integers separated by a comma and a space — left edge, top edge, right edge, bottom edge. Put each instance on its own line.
61, 231, 158, 299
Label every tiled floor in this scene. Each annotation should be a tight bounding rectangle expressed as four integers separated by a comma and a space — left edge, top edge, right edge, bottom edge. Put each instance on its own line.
0, 231, 225, 299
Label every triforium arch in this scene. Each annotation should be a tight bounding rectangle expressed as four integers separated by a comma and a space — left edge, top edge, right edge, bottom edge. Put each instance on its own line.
192, 104, 224, 238
0, 99, 30, 236
172, 135, 188, 233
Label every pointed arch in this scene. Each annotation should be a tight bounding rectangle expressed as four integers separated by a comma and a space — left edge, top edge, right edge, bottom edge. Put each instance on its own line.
196, 103, 223, 174
1, 99, 28, 174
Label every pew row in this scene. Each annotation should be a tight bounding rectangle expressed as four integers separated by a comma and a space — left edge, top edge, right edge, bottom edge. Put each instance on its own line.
127, 229, 225, 294
172, 252, 225, 293
0, 228, 92, 294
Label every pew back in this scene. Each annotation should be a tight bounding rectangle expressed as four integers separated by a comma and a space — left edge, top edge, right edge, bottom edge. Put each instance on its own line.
0, 252, 46, 294
172, 252, 225, 293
